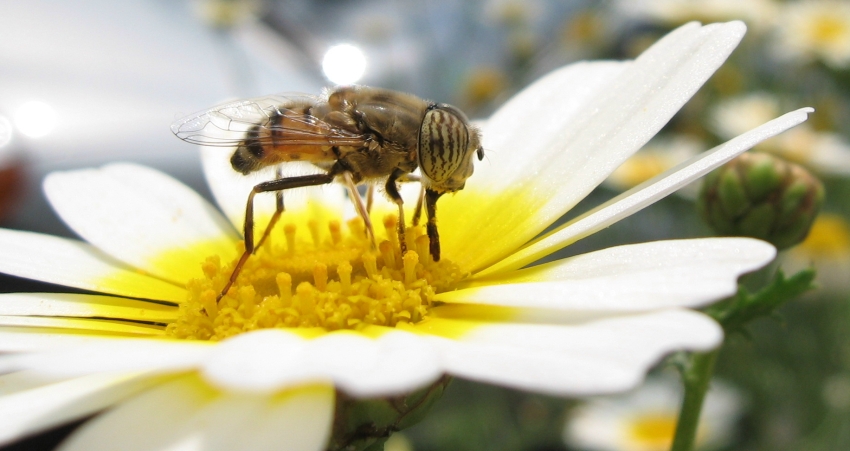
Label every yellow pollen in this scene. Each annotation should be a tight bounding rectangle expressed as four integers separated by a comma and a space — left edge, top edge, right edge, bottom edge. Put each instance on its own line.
329, 220, 342, 245
313, 263, 328, 291
379, 240, 396, 269
276, 272, 292, 302
308, 219, 321, 246
167, 218, 467, 341
416, 235, 431, 264
403, 251, 418, 285
383, 215, 400, 250
284, 223, 297, 255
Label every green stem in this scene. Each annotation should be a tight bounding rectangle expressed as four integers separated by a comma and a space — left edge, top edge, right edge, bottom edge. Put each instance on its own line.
670, 348, 720, 451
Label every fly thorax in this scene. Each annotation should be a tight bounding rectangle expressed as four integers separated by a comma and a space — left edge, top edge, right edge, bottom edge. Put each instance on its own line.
418, 107, 470, 186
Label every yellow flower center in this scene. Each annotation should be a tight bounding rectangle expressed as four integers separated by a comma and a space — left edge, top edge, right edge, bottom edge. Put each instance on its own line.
167, 215, 466, 341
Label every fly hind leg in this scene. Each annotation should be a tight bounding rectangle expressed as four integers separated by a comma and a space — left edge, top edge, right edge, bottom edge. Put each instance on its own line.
255, 167, 285, 250
218, 170, 337, 301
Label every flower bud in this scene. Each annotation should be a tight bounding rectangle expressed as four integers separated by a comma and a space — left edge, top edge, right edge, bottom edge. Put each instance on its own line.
697, 152, 825, 250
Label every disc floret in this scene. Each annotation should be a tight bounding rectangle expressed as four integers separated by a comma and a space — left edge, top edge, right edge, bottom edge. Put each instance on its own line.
167, 216, 466, 341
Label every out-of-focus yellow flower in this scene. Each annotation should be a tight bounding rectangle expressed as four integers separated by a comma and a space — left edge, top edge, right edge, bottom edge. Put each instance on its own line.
604, 135, 702, 197
564, 376, 743, 451
783, 213, 850, 296
774, 0, 850, 68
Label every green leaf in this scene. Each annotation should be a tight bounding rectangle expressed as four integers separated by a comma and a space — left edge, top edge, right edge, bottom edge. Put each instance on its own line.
704, 268, 817, 333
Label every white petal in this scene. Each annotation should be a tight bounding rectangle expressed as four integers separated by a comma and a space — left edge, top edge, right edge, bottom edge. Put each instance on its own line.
58, 375, 334, 451
201, 146, 348, 234
434, 309, 721, 396
0, 370, 72, 396
440, 22, 748, 272
44, 163, 238, 284
0, 228, 186, 302
439, 238, 774, 311
0, 330, 121, 353
0, 293, 177, 322
0, 337, 212, 377
0, 316, 165, 336
304, 331, 442, 397
481, 107, 813, 276
202, 329, 442, 397
0, 372, 159, 446
57, 375, 215, 451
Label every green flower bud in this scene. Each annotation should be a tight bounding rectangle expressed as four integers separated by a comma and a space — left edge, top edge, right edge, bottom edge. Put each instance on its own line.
328, 377, 451, 451
697, 152, 825, 250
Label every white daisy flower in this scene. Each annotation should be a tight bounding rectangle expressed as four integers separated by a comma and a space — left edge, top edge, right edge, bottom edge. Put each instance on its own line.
0, 22, 811, 450
564, 376, 743, 451
774, 0, 850, 68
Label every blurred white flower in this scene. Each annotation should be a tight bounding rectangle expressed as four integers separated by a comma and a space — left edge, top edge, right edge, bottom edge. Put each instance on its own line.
774, 0, 850, 68
710, 92, 850, 176
564, 376, 743, 451
769, 125, 850, 177
616, 0, 778, 31
192, 0, 265, 28
709, 92, 780, 141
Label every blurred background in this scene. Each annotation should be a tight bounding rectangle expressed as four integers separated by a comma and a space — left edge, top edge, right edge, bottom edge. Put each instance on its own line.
1, 1, 849, 450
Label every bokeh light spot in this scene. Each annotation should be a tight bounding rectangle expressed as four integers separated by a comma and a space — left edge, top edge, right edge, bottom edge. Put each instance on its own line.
322, 44, 367, 85
0, 116, 12, 148
14, 100, 57, 139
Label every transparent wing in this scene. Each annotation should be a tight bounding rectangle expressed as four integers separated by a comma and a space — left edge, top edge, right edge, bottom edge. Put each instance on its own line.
170, 94, 368, 147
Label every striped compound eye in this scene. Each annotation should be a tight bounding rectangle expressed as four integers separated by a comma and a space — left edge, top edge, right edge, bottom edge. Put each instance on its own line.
418, 106, 470, 186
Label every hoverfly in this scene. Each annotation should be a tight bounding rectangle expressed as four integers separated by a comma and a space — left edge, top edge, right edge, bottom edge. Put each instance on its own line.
171, 86, 484, 299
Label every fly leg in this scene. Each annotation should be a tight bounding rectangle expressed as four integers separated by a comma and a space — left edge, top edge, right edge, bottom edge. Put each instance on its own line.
255, 167, 284, 250
385, 169, 408, 255
411, 184, 426, 226
342, 172, 377, 250
392, 173, 424, 226
424, 189, 443, 262
365, 184, 375, 214
218, 170, 337, 301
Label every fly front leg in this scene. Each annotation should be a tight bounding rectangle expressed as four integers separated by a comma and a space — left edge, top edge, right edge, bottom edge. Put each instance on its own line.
393, 174, 424, 226
218, 171, 337, 301
385, 169, 408, 256
424, 189, 443, 262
